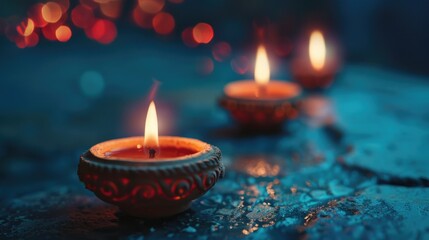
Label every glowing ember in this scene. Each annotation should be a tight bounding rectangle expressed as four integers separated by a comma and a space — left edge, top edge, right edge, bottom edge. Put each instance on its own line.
138, 0, 165, 14
192, 23, 213, 44
16, 18, 35, 37
152, 12, 175, 35
71, 5, 95, 28
55, 25, 72, 42
254, 45, 270, 85
144, 101, 159, 149
309, 30, 326, 71
41, 2, 63, 23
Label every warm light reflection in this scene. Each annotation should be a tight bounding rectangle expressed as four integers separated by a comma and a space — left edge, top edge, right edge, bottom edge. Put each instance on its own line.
144, 101, 159, 148
254, 45, 270, 85
247, 160, 280, 177
309, 30, 326, 71
41, 2, 63, 23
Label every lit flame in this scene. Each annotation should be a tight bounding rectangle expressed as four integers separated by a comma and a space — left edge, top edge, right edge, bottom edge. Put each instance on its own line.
254, 45, 270, 85
144, 101, 159, 148
309, 30, 326, 71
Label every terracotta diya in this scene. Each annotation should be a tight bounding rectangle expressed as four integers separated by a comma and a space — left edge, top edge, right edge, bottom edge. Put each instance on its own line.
291, 30, 340, 89
219, 45, 302, 130
78, 101, 224, 218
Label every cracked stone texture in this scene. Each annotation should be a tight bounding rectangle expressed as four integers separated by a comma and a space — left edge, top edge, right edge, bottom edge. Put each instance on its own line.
1, 39, 429, 240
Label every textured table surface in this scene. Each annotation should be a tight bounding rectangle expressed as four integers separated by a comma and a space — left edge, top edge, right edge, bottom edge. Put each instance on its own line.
0, 37, 428, 239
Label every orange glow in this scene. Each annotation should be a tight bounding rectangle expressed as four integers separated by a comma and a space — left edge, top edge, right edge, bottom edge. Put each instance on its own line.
42, 2, 63, 23
138, 0, 165, 14
16, 18, 35, 37
192, 23, 213, 44
132, 7, 154, 29
181, 27, 198, 47
254, 45, 270, 85
71, 5, 95, 28
28, 3, 48, 27
55, 25, 72, 42
212, 41, 231, 62
309, 30, 326, 71
100, 0, 122, 19
87, 19, 117, 44
144, 101, 159, 148
152, 12, 175, 35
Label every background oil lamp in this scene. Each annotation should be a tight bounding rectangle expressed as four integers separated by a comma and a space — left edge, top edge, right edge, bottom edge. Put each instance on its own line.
78, 101, 224, 218
291, 30, 340, 89
219, 45, 302, 131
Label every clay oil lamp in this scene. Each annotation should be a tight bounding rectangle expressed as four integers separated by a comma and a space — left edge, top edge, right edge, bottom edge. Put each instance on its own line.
291, 30, 340, 89
219, 45, 302, 131
78, 101, 224, 218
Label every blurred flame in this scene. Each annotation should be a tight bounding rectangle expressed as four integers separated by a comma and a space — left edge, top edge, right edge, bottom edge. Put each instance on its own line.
309, 30, 326, 71
254, 45, 270, 85
144, 101, 159, 148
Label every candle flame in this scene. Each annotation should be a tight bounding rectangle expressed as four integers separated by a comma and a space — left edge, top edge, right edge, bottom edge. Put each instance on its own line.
309, 30, 326, 71
144, 101, 159, 148
254, 45, 270, 85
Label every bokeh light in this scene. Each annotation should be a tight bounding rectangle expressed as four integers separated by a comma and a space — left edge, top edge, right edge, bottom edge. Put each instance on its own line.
15, 32, 39, 48
55, 25, 72, 42
132, 6, 154, 29
212, 41, 231, 62
152, 12, 175, 35
192, 22, 214, 44
80, 70, 105, 98
16, 18, 35, 37
53, 0, 70, 13
197, 57, 214, 75
71, 4, 95, 29
87, 19, 117, 44
181, 27, 198, 47
41, 2, 63, 23
138, 0, 165, 14
28, 3, 48, 27
99, 0, 122, 19
42, 24, 60, 41
231, 56, 250, 75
